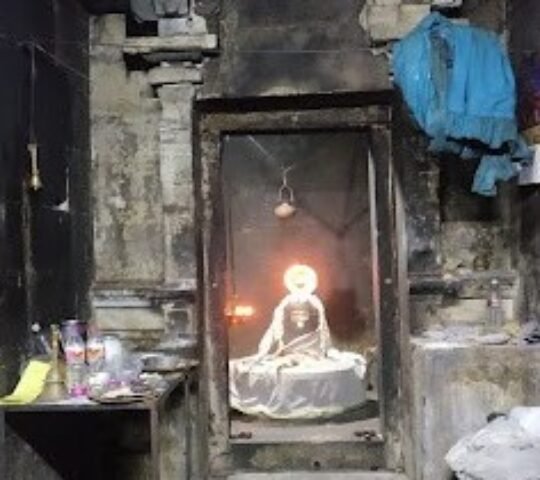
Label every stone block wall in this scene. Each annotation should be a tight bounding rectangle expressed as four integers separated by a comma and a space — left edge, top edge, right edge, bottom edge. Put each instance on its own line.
204, 0, 391, 98
89, 11, 209, 479
389, 0, 521, 334
511, 0, 540, 321
411, 339, 540, 480
89, 0, 511, 346
91, 15, 165, 287
87, 3, 526, 480
90, 12, 215, 338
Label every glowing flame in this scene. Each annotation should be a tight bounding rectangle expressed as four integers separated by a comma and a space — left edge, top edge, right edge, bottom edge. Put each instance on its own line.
233, 305, 255, 317
284, 264, 318, 295
225, 302, 256, 325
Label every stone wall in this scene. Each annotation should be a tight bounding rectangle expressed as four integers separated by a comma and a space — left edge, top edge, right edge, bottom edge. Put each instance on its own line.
0, 0, 91, 477
0, 0, 91, 389
411, 339, 540, 480
91, 15, 164, 286
89, 0, 512, 343
380, 4, 534, 480
204, 0, 390, 98
394, 6, 538, 477
510, 0, 540, 321
88, 2, 526, 480
90, 12, 216, 339
391, 0, 522, 334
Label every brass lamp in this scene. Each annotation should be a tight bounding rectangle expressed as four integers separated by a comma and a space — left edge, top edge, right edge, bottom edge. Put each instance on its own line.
28, 143, 42, 191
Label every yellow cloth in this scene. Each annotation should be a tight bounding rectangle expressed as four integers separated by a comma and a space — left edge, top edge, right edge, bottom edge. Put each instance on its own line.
0, 360, 51, 405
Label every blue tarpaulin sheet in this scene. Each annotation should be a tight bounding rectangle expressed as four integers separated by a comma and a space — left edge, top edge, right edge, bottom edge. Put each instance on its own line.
392, 13, 531, 196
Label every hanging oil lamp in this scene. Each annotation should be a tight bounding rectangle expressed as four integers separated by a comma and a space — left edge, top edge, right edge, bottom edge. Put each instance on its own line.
274, 166, 296, 219
28, 142, 42, 191
27, 46, 43, 192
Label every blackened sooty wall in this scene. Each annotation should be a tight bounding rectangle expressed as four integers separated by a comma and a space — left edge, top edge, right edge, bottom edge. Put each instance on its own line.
0, 0, 91, 395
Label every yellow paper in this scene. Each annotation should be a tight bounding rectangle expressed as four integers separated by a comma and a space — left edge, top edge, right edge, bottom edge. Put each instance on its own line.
0, 360, 51, 405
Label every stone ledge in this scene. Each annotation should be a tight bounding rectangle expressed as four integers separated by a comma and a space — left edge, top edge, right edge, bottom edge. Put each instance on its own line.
92, 282, 197, 299
360, 4, 431, 41
360, 1, 463, 42
431, 0, 462, 6
149, 65, 202, 86
123, 34, 218, 54
228, 473, 407, 480
372, 0, 462, 6
95, 307, 164, 332
410, 271, 519, 298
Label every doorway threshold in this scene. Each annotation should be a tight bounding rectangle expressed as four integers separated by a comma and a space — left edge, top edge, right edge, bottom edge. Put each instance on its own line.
230, 397, 381, 445
231, 415, 381, 444
231, 439, 385, 472
228, 471, 407, 480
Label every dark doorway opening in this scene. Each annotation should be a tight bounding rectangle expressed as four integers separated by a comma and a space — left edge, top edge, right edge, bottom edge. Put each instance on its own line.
222, 131, 380, 445
195, 101, 404, 476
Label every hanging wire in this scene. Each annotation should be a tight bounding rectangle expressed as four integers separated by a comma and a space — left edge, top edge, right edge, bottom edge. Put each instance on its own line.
29, 44, 37, 144
278, 165, 295, 203
33, 42, 90, 81
0, 22, 536, 54
0, 30, 390, 84
0, 33, 90, 81
0, 22, 535, 84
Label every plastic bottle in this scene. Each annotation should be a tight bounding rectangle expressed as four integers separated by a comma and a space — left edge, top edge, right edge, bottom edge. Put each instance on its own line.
86, 328, 105, 374
102, 334, 124, 385
31, 323, 51, 355
486, 278, 504, 333
66, 363, 87, 397
64, 328, 87, 396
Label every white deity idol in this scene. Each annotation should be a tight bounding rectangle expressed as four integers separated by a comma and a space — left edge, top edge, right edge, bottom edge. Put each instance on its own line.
229, 264, 367, 419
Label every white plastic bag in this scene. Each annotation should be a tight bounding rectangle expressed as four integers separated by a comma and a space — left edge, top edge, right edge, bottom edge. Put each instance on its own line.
446, 409, 540, 480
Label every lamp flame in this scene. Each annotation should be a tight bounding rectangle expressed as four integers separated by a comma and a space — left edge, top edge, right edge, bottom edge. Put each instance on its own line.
226, 302, 256, 325
233, 305, 255, 317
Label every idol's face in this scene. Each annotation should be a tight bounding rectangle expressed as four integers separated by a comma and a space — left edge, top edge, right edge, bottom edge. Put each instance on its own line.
284, 264, 317, 296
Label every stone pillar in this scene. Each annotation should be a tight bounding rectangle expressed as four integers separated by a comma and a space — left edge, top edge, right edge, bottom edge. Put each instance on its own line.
91, 15, 164, 285
90, 14, 215, 340
156, 79, 199, 285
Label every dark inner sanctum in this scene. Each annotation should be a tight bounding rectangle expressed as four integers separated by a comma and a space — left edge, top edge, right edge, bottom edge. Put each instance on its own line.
222, 130, 381, 442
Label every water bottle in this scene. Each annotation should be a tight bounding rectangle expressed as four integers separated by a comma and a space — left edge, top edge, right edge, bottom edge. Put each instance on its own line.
64, 329, 87, 396
86, 328, 105, 374
66, 363, 88, 397
102, 334, 124, 385
486, 278, 504, 333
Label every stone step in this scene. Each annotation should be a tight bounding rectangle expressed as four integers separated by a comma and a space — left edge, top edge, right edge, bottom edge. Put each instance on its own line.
232, 441, 385, 472
228, 472, 408, 480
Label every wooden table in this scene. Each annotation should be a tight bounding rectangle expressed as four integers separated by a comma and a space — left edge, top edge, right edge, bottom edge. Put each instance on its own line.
0, 372, 195, 480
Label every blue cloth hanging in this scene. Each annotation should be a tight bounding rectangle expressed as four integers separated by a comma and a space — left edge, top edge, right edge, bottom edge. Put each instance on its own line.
392, 13, 531, 196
